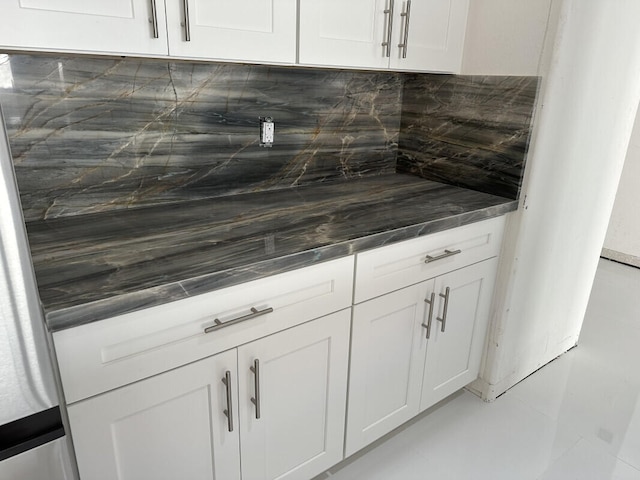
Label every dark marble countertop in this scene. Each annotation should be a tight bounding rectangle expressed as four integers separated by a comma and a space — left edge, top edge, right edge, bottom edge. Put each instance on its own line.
26, 174, 517, 331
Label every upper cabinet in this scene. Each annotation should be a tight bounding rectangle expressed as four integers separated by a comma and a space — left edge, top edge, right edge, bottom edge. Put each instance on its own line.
165, 0, 297, 63
299, 0, 470, 72
0, 0, 168, 56
0, 0, 297, 64
0, 0, 467, 72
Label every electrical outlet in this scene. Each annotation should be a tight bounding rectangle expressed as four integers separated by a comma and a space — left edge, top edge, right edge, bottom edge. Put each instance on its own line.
259, 116, 274, 147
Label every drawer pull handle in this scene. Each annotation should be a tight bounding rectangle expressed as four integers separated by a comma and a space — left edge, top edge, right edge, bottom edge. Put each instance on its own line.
422, 292, 435, 339
250, 359, 261, 419
398, 0, 412, 58
424, 249, 462, 264
204, 306, 274, 334
182, 0, 191, 41
222, 371, 234, 432
381, 0, 395, 57
437, 287, 451, 333
149, 0, 159, 38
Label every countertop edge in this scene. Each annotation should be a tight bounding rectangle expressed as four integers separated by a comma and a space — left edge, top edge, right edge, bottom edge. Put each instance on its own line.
45, 200, 517, 332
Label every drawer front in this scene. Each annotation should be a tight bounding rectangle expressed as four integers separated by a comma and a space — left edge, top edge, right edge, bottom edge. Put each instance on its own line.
354, 216, 505, 303
54, 256, 355, 403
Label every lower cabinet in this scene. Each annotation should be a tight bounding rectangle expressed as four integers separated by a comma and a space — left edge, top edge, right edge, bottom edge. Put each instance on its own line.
420, 260, 498, 410
67, 309, 351, 480
345, 258, 498, 456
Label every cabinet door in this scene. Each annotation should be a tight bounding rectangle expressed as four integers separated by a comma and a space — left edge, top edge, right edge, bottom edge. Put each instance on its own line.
165, 0, 296, 63
298, 0, 390, 69
67, 350, 240, 480
390, 0, 469, 72
345, 281, 433, 456
420, 258, 498, 411
238, 310, 350, 480
0, 0, 168, 56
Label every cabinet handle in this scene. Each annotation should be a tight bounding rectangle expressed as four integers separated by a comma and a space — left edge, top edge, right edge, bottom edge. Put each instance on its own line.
250, 359, 261, 419
381, 0, 395, 57
424, 249, 462, 264
222, 371, 234, 432
149, 0, 159, 38
203, 306, 274, 334
182, 0, 191, 41
397, 0, 412, 58
422, 292, 435, 339
437, 287, 450, 332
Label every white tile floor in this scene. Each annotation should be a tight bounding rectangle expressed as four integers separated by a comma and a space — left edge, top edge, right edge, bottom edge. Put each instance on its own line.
317, 258, 640, 480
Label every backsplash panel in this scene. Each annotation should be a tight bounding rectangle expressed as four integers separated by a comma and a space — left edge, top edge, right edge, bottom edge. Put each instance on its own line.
0, 55, 402, 221
397, 75, 539, 199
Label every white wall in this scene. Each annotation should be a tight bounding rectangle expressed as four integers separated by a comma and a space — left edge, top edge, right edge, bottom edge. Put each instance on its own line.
469, 0, 640, 399
602, 105, 640, 267
462, 0, 553, 76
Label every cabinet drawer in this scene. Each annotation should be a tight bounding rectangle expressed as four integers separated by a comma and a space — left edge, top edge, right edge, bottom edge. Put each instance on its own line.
354, 217, 505, 303
54, 256, 354, 403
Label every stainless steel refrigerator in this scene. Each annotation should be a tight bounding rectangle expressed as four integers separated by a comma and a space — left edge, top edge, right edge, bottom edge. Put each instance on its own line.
0, 107, 75, 479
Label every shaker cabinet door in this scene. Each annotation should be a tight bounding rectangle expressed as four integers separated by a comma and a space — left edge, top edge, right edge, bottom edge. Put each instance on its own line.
298, 0, 390, 69
67, 349, 241, 480
238, 310, 350, 480
389, 0, 469, 72
299, 0, 468, 72
420, 258, 498, 411
345, 281, 433, 456
0, 0, 169, 56
165, 0, 297, 64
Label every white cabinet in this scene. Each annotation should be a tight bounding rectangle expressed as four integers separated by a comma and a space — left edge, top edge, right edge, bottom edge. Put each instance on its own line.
165, 0, 297, 63
0, 0, 297, 64
54, 256, 354, 404
419, 259, 498, 410
0, 0, 463, 70
238, 311, 350, 480
0, 0, 168, 56
345, 217, 504, 456
68, 349, 241, 480
346, 258, 498, 455
299, 0, 469, 72
57, 217, 506, 478
345, 281, 432, 456
298, 0, 389, 70
68, 309, 350, 480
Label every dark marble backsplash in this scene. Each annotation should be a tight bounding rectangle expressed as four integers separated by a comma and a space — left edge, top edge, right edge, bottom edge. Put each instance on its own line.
397, 75, 539, 199
0, 54, 538, 221
0, 55, 402, 221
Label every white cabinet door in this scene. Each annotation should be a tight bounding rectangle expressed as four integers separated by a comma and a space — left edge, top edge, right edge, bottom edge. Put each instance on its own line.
345, 281, 433, 456
420, 258, 498, 411
389, 0, 469, 72
299, 0, 468, 72
0, 0, 168, 56
238, 310, 350, 480
67, 349, 240, 480
298, 0, 389, 69
165, 0, 297, 63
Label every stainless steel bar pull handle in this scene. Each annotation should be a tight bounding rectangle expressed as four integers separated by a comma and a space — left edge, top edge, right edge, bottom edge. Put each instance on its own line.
249, 358, 260, 419
437, 287, 450, 332
422, 292, 436, 339
182, 0, 191, 41
398, 0, 412, 58
424, 249, 462, 264
222, 371, 233, 432
204, 306, 274, 334
381, 0, 395, 57
250, 359, 261, 419
149, 0, 159, 38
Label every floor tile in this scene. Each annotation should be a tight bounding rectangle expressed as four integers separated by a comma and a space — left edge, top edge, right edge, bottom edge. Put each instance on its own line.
327, 391, 580, 480
538, 438, 640, 480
